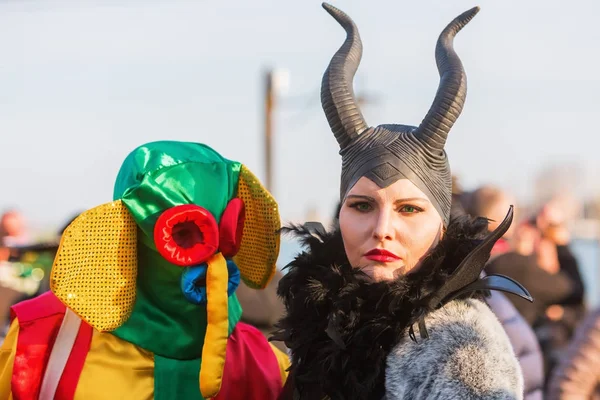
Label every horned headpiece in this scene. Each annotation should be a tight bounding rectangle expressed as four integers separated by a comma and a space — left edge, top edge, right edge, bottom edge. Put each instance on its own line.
321, 2, 479, 226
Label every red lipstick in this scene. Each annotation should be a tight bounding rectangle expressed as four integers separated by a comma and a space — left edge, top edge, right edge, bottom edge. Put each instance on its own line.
364, 248, 401, 263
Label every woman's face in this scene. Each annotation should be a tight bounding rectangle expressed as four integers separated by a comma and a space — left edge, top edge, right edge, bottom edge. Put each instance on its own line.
339, 177, 443, 282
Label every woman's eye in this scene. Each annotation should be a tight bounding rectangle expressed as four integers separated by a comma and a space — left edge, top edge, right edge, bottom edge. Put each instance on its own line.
399, 205, 420, 213
350, 202, 372, 212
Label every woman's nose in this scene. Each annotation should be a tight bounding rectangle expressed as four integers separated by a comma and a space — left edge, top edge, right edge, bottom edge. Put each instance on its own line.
372, 210, 394, 241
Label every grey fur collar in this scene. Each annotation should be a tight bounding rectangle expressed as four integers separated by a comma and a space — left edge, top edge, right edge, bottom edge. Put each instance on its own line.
385, 298, 524, 399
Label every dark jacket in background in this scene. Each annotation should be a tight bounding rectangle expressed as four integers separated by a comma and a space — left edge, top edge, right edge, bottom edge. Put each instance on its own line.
486, 252, 574, 325
556, 245, 585, 306
538, 244, 588, 391
553, 245, 587, 340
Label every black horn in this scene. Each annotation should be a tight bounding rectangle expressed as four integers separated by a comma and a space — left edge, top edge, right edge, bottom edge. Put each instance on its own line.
321, 2, 369, 150
415, 7, 479, 150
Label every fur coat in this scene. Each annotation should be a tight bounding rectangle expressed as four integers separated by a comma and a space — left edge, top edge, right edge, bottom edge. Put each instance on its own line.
273, 215, 524, 400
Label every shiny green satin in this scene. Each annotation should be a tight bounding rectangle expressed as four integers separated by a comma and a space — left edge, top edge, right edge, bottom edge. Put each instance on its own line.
153, 299, 242, 400
112, 242, 243, 359
111, 141, 242, 358
154, 356, 204, 400
114, 141, 242, 247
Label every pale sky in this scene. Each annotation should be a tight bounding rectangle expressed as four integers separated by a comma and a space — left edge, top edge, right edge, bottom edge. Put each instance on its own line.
2, 0, 600, 233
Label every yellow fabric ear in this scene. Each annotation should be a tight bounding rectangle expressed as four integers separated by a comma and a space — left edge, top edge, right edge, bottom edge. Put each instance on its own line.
234, 165, 281, 289
199, 253, 229, 399
51, 200, 138, 332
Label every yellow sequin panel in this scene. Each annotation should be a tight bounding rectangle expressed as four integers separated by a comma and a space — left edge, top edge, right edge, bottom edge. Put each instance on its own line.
51, 200, 138, 332
234, 165, 281, 289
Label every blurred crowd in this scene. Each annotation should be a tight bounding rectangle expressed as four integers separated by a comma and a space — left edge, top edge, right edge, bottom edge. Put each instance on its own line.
453, 180, 599, 399
1, 178, 599, 398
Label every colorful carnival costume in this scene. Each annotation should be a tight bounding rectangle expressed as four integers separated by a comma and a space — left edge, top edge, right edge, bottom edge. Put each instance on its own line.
0, 141, 289, 400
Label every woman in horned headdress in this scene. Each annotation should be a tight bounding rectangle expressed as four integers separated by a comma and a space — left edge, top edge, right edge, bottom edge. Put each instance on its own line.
274, 3, 531, 400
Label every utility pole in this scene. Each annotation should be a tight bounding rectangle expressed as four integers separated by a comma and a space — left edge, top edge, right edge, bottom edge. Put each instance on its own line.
263, 70, 275, 194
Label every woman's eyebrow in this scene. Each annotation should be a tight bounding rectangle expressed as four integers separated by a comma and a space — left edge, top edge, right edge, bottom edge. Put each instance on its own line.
345, 195, 375, 202
394, 197, 429, 203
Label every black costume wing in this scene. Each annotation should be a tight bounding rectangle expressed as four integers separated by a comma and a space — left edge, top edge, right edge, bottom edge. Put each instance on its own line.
412, 206, 533, 340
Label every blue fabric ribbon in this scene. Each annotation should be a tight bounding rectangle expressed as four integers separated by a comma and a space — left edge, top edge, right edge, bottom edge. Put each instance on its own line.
181, 259, 241, 305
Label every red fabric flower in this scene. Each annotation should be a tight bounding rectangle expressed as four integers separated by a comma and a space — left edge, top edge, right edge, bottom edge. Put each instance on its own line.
154, 204, 219, 266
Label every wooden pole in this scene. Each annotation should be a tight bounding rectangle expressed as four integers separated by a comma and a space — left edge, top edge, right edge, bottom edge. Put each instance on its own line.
264, 70, 274, 194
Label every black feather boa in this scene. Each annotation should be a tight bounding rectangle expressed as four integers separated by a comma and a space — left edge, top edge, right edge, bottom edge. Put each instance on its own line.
272, 215, 490, 400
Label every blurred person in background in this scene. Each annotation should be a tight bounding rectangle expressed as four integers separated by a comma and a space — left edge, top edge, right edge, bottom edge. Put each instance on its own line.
6, 212, 81, 298
0, 212, 75, 336
546, 308, 600, 399
527, 200, 587, 390
460, 184, 544, 400
0, 210, 30, 262
479, 189, 577, 326
533, 201, 586, 335
0, 210, 31, 340
450, 175, 469, 220
463, 185, 517, 256
470, 186, 585, 387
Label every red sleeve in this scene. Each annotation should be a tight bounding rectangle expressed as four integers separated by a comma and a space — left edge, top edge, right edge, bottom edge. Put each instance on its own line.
217, 322, 283, 400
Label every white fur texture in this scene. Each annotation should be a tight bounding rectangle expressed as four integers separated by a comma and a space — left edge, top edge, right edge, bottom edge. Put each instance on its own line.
385, 299, 524, 399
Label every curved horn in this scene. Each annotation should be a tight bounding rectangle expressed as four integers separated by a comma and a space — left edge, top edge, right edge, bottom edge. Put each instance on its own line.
415, 7, 480, 150
321, 2, 369, 150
